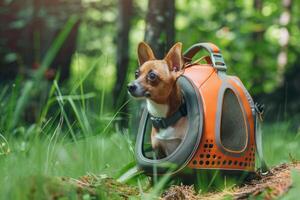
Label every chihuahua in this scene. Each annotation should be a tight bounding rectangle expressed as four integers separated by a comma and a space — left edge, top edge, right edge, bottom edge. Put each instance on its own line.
128, 42, 188, 158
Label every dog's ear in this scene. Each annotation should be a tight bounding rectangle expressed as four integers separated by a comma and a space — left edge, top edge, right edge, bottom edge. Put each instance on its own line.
164, 42, 183, 72
137, 42, 155, 66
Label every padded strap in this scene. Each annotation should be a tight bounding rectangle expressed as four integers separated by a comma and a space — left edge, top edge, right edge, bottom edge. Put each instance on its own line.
255, 103, 270, 175
183, 42, 227, 71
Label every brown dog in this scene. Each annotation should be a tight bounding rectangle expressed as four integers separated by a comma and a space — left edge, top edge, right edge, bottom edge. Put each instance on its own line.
128, 42, 188, 158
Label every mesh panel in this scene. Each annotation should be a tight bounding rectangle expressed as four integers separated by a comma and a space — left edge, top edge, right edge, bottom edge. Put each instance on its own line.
190, 139, 255, 169
220, 89, 247, 151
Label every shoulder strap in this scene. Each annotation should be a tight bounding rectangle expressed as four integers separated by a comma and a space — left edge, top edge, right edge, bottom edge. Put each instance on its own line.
183, 42, 227, 71
255, 103, 270, 175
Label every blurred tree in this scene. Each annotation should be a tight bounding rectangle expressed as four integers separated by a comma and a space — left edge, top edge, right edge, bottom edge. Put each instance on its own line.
144, 0, 175, 58
113, 0, 133, 127
113, 0, 133, 107
0, 0, 81, 82
276, 0, 292, 86
0, 0, 81, 124
251, 0, 265, 96
265, 0, 300, 121
127, 0, 176, 132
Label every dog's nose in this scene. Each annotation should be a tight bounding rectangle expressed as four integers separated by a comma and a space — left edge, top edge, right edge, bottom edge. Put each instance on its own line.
127, 83, 137, 93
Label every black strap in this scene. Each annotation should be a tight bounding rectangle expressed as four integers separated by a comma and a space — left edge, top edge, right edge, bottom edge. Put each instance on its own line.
150, 103, 187, 129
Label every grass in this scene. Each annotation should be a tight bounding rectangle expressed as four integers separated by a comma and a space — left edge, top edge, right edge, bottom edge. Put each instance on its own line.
263, 122, 300, 166
0, 74, 299, 199
0, 134, 137, 199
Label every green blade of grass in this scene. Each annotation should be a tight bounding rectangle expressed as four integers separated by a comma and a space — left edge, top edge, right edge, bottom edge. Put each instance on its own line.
10, 80, 34, 130
38, 78, 57, 127
54, 81, 77, 142
36, 16, 79, 79
68, 97, 89, 135
101, 99, 131, 136
45, 115, 63, 173
0, 85, 8, 101
70, 59, 99, 94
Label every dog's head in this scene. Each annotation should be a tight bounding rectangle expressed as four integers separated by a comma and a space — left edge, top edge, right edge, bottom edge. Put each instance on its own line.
128, 42, 183, 104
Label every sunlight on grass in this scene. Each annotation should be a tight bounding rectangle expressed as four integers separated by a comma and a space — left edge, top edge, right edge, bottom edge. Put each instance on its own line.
263, 122, 300, 166
0, 133, 135, 199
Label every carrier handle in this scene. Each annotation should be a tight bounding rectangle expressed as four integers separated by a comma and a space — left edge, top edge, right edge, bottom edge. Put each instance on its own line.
183, 42, 227, 71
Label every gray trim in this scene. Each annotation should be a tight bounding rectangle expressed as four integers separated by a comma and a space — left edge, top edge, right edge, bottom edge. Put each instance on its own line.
135, 75, 204, 175
230, 76, 256, 118
215, 80, 250, 157
230, 77, 260, 168
217, 71, 227, 80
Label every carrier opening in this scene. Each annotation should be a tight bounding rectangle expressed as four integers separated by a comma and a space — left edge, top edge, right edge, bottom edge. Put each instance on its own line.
135, 76, 203, 174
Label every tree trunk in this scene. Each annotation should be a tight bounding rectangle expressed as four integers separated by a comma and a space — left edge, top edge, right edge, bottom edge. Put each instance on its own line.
165, 0, 175, 50
113, 0, 132, 127
251, 0, 265, 97
276, 0, 292, 86
144, 0, 175, 58
265, 0, 298, 122
129, 0, 176, 132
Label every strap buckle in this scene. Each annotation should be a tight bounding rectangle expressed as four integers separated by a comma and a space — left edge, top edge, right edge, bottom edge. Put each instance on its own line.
255, 103, 265, 121
211, 53, 227, 71
150, 117, 167, 129
150, 103, 187, 129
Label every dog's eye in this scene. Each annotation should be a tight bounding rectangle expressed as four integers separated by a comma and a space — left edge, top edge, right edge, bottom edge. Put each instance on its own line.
135, 70, 140, 79
148, 71, 157, 81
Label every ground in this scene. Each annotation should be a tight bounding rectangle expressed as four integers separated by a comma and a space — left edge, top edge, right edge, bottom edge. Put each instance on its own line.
34, 162, 299, 199
161, 162, 300, 200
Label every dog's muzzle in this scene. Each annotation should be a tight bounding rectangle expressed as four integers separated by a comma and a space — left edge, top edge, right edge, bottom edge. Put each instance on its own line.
127, 81, 149, 98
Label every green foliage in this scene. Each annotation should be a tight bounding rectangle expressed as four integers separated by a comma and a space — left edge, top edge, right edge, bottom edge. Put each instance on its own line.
175, 0, 299, 95
68, 0, 300, 113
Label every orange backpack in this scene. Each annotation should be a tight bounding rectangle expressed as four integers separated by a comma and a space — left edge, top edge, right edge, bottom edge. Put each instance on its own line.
135, 43, 268, 176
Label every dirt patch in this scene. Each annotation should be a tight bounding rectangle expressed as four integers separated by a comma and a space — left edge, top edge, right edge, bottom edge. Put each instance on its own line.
62, 174, 140, 199
161, 162, 300, 200
27, 174, 140, 199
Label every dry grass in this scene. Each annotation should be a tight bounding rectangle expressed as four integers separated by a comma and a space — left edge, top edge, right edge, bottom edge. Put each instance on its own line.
161, 162, 300, 200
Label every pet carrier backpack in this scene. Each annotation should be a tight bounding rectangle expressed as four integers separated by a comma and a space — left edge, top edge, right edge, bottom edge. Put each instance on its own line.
135, 42, 268, 176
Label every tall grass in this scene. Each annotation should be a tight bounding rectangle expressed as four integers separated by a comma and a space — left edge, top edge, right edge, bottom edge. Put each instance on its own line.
263, 121, 300, 165
0, 134, 137, 199
1, 86, 300, 199
0, 69, 140, 199
0, 16, 143, 199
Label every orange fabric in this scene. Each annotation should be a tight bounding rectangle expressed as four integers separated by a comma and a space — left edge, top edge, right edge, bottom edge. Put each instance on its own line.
183, 64, 256, 172
183, 65, 215, 88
